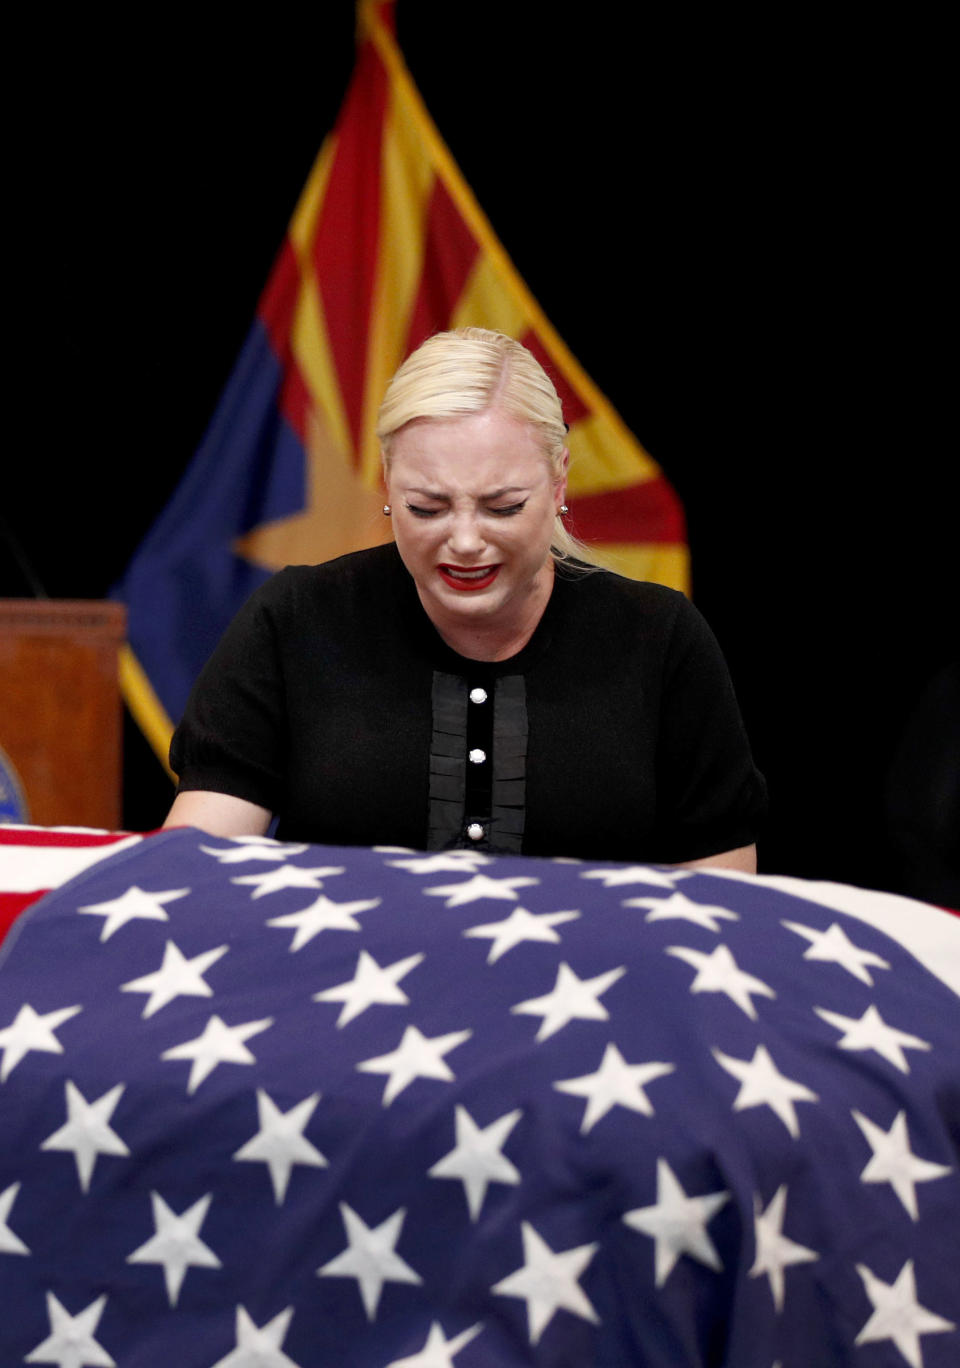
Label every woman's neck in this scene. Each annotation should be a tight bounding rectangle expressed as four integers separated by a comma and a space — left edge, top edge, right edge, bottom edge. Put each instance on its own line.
421, 561, 555, 663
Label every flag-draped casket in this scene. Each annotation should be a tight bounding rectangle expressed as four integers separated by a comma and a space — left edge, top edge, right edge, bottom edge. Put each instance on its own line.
1, 827, 958, 1365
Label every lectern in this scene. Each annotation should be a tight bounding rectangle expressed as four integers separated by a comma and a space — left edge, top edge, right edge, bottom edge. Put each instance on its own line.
0, 600, 126, 827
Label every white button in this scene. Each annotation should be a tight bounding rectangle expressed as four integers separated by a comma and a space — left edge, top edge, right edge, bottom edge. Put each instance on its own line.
469, 687, 488, 704
466, 822, 484, 842
468, 748, 486, 764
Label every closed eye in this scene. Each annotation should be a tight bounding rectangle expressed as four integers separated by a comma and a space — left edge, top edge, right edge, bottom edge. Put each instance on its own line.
488, 501, 526, 516
405, 503, 442, 518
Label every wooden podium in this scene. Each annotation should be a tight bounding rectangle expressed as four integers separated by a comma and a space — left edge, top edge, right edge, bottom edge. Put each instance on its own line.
0, 600, 126, 828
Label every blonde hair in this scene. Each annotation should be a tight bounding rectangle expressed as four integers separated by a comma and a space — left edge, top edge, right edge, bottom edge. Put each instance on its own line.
377, 328, 597, 567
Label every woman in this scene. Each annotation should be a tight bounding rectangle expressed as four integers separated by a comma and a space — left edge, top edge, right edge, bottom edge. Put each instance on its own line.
165, 328, 765, 870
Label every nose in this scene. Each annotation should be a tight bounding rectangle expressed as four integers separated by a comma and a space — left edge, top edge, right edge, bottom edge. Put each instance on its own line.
446, 509, 486, 560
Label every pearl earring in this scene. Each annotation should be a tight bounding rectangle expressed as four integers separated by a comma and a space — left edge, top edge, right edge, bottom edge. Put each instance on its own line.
382, 504, 392, 516
559, 504, 569, 516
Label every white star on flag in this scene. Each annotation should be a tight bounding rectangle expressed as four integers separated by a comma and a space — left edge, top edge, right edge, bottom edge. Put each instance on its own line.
624, 890, 739, 932
554, 1043, 675, 1132
665, 943, 776, 1019
713, 1044, 818, 1137
161, 1014, 273, 1093
384, 1320, 483, 1367
318, 1203, 422, 1319
231, 864, 344, 897
428, 1105, 522, 1220
0, 1002, 82, 1082
210, 1305, 301, 1368
357, 1026, 472, 1105
855, 1259, 955, 1367
127, 1191, 221, 1305
782, 920, 891, 984
463, 906, 580, 963
581, 865, 678, 888
200, 840, 308, 864
77, 885, 189, 940
233, 1090, 328, 1203
749, 1185, 818, 1310
388, 852, 491, 873
512, 962, 626, 1042
120, 940, 228, 1017
0, 1181, 30, 1255
852, 1109, 951, 1219
622, 1157, 729, 1286
814, 1004, 931, 1073
313, 949, 424, 1026
40, 1080, 130, 1191
492, 1221, 599, 1344
423, 873, 540, 907
267, 894, 380, 951
24, 1292, 114, 1368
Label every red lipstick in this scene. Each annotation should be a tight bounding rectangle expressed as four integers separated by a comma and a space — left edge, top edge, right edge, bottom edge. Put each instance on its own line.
438, 564, 501, 591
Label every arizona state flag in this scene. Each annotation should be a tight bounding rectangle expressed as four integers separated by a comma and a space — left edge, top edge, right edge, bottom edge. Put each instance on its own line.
116, 0, 687, 767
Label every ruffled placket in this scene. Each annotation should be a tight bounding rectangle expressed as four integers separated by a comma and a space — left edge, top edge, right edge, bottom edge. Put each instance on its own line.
405, 559, 570, 856
427, 672, 528, 852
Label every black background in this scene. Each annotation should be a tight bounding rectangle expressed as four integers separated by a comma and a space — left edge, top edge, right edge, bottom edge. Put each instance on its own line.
5, 7, 954, 892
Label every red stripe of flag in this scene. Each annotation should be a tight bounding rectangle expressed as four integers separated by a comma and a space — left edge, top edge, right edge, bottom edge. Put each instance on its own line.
405, 178, 481, 356
1, 892, 44, 943
0, 829, 134, 849
568, 477, 687, 543
313, 36, 390, 460
258, 238, 301, 358
255, 237, 312, 446
277, 358, 311, 447
520, 329, 590, 428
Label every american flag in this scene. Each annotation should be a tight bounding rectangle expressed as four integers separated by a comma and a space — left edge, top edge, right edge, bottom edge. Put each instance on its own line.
1, 826, 958, 1366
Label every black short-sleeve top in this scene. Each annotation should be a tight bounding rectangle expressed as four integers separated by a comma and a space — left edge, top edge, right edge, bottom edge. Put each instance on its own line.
171, 544, 767, 862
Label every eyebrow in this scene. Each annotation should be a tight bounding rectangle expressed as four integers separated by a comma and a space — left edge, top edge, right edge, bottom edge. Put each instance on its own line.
404, 486, 531, 501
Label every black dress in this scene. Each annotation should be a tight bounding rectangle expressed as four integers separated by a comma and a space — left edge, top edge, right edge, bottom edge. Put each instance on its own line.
171, 545, 767, 862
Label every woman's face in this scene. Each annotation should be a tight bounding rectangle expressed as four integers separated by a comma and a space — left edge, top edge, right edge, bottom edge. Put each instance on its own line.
385, 406, 567, 642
